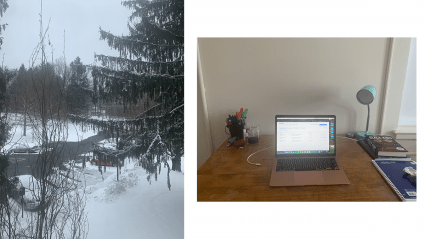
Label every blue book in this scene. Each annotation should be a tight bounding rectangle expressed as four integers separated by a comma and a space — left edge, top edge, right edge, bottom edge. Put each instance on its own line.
372, 159, 417, 201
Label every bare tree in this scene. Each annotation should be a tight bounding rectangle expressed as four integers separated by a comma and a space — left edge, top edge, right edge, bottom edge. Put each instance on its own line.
1, 1, 88, 238
1, 47, 88, 239
25, 3, 87, 237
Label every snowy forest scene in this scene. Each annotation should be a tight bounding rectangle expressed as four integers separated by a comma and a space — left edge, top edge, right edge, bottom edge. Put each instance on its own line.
0, 0, 184, 239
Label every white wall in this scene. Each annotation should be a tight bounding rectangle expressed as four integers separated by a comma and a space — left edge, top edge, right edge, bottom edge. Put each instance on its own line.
197, 45, 214, 169
198, 38, 393, 152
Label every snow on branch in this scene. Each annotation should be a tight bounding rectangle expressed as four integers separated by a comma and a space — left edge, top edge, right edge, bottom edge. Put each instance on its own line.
99, 28, 182, 48
92, 65, 183, 81
95, 53, 183, 66
135, 102, 183, 120
169, 103, 183, 114
135, 17, 183, 43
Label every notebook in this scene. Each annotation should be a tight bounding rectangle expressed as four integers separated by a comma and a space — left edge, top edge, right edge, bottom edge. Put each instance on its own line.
372, 158, 416, 201
270, 115, 350, 186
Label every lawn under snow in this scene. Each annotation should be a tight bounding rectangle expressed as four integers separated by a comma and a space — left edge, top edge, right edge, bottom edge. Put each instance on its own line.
2, 114, 98, 152
14, 157, 184, 239
82, 159, 184, 239
5, 114, 184, 238
96, 138, 117, 150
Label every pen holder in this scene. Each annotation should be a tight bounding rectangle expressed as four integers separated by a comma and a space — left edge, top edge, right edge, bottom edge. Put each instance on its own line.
226, 115, 245, 141
228, 123, 244, 139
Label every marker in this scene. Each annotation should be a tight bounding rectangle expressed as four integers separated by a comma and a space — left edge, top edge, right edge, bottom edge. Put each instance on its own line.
241, 109, 248, 118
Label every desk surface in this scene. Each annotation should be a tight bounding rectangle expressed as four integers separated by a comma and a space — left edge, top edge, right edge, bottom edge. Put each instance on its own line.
197, 135, 401, 201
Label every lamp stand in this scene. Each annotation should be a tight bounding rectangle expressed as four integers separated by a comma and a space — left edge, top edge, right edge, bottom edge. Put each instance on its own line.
356, 104, 375, 139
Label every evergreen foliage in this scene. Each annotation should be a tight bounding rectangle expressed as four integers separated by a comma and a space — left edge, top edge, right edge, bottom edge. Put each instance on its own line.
24, 63, 66, 119
0, 153, 19, 197
0, 69, 8, 147
0, 68, 7, 113
0, 67, 15, 146
66, 57, 90, 114
8, 64, 27, 114
0, 0, 8, 49
90, 0, 184, 173
0, 0, 18, 214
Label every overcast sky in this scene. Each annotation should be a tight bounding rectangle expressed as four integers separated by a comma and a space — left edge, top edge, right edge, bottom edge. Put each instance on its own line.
1, 0, 132, 69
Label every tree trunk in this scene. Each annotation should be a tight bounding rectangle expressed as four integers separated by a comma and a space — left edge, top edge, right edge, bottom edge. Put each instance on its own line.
23, 109, 26, 136
171, 149, 182, 172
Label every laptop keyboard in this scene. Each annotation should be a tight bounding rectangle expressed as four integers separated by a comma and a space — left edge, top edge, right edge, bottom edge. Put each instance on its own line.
276, 158, 340, 172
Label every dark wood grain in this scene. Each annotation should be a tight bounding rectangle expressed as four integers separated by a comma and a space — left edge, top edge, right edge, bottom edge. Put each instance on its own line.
197, 135, 401, 201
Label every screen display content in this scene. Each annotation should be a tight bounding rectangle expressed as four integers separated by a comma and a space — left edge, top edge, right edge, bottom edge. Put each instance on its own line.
276, 117, 335, 155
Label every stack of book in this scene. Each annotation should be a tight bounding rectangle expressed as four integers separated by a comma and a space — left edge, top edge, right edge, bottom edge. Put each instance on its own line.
357, 135, 409, 159
358, 135, 416, 201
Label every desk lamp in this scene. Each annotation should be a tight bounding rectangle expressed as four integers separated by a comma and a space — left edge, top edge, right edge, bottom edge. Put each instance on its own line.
356, 85, 376, 139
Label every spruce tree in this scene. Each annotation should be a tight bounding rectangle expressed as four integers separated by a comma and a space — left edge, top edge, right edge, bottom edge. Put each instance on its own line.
89, 0, 184, 172
67, 57, 90, 114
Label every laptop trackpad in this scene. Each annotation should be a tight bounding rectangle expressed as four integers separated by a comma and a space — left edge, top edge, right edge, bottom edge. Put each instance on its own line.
294, 172, 326, 185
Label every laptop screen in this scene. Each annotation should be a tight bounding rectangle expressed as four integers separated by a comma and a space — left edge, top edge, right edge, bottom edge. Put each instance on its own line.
275, 115, 336, 156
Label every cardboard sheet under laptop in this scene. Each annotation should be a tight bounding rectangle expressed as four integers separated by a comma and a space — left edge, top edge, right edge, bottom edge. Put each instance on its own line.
270, 115, 350, 186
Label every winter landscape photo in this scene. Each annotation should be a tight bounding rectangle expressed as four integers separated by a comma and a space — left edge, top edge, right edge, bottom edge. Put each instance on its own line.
0, 0, 184, 239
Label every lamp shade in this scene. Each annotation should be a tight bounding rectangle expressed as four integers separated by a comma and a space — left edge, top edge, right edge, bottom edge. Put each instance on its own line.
356, 85, 376, 105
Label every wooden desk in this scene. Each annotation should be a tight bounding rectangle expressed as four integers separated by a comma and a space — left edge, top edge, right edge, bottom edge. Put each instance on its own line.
197, 135, 401, 201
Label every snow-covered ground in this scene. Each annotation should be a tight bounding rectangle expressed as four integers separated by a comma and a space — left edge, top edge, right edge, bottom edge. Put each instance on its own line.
4, 114, 184, 239
2, 114, 98, 152
12, 158, 184, 239
96, 138, 117, 149
16, 174, 39, 205
82, 159, 184, 239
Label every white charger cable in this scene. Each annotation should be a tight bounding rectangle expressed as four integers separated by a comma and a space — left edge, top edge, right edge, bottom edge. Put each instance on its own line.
247, 146, 275, 166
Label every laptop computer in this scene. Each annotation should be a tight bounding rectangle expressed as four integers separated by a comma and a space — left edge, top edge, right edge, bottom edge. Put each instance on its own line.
270, 115, 350, 186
